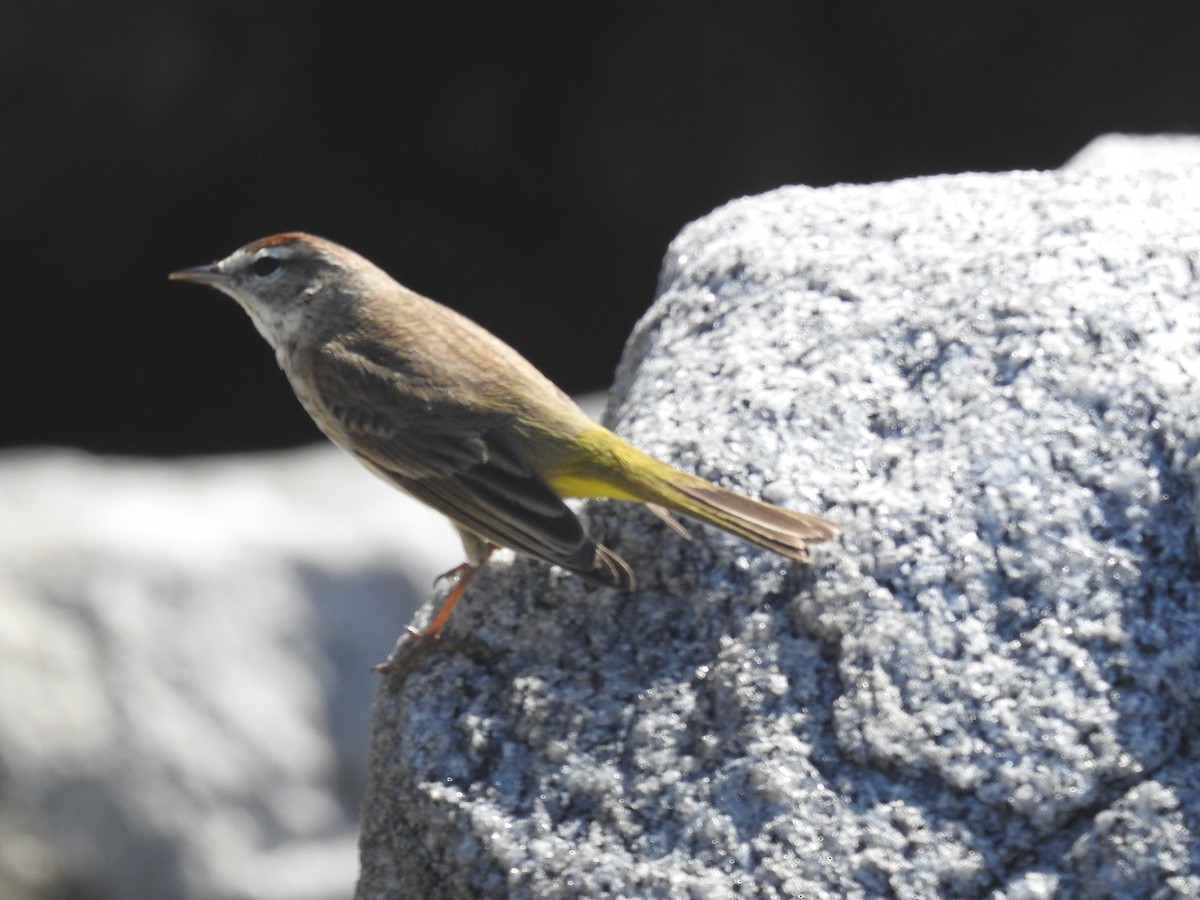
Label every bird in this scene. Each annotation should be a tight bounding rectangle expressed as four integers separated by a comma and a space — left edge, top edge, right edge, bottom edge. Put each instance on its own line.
170, 232, 838, 648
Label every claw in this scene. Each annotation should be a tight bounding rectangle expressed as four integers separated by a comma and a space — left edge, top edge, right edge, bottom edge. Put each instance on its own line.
432, 561, 474, 589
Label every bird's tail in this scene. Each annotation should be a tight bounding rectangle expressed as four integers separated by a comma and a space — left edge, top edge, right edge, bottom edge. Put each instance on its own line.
662, 477, 838, 562
549, 424, 839, 563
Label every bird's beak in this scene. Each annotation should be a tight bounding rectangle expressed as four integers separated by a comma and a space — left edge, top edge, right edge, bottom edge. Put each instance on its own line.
168, 263, 230, 286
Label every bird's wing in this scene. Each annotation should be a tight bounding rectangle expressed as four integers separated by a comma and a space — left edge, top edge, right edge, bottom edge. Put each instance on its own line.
305, 341, 633, 588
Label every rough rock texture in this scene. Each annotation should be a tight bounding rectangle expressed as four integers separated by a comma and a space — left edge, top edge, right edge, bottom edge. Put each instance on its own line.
357, 137, 1200, 899
0, 447, 455, 900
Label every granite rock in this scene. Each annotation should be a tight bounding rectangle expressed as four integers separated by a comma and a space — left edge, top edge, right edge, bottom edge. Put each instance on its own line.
356, 137, 1200, 898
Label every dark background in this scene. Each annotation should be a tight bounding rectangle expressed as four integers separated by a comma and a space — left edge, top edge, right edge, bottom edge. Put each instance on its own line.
7, 4, 1199, 455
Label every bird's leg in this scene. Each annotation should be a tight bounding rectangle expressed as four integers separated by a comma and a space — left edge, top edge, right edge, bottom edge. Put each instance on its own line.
413, 542, 497, 639
418, 561, 481, 639
373, 544, 495, 674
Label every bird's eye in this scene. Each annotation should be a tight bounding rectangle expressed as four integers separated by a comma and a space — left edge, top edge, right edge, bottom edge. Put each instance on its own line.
252, 255, 281, 278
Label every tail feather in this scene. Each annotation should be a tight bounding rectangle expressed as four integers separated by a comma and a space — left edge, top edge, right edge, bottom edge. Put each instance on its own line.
668, 480, 838, 562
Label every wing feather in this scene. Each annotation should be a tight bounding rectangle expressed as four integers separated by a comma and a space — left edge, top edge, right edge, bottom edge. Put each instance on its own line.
305, 340, 630, 587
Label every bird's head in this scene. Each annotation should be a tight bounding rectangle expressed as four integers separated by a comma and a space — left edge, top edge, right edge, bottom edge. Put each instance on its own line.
170, 232, 376, 347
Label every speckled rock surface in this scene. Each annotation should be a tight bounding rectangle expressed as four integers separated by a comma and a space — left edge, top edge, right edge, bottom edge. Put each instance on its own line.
356, 136, 1200, 899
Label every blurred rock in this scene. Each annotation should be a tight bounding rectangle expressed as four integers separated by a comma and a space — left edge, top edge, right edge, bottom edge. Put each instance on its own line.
356, 137, 1200, 898
0, 446, 457, 900
1068, 132, 1200, 171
